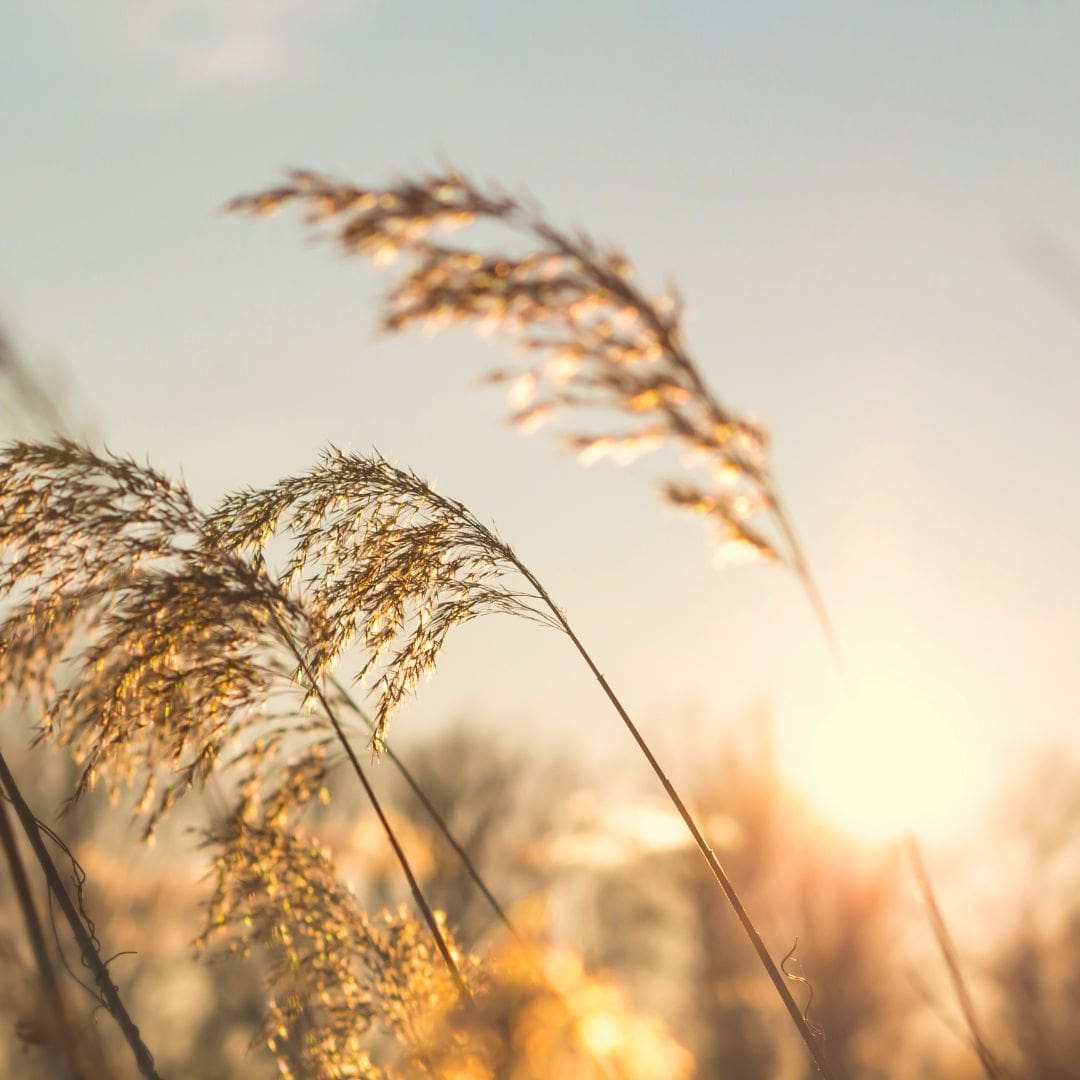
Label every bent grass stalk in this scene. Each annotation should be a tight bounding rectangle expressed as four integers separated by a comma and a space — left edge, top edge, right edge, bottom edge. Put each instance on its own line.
331, 675, 522, 947
327, 676, 618, 1079
907, 834, 1006, 1079
507, 557, 833, 1077
226, 159, 845, 1073
206, 449, 833, 1077
0, 751, 159, 1079
269, 612, 470, 999
0, 782, 78, 1076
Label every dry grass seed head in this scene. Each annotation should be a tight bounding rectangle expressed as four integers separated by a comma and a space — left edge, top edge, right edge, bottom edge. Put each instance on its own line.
202, 817, 470, 1079
0, 439, 201, 713
0, 442, 347, 836
229, 170, 780, 565
205, 447, 557, 744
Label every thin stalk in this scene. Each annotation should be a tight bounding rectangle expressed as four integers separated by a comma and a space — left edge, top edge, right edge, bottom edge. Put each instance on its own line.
270, 617, 470, 999
908, 971, 983, 1054
906, 834, 1005, 1080
329, 677, 524, 950
0, 791, 81, 1078
509, 561, 834, 1079
0, 751, 160, 1080
768, 490, 843, 669
778, 497, 1003, 1080
329, 679, 616, 1076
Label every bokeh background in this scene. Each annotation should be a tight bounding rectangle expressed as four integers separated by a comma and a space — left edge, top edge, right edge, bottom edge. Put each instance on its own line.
2, 3, 1079, 1077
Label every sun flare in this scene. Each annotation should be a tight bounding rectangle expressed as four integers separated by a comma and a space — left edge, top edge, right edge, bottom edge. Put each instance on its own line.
786, 648, 989, 842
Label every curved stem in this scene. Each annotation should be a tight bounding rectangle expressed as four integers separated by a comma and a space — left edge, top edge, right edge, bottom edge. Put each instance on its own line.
907, 834, 1005, 1079
330, 677, 524, 950
0, 751, 159, 1079
329, 677, 615, 1078
270, 617, 470, 999
509, 562, 834, 1078
0, 792, 81, 1077
768, 490, 843, 669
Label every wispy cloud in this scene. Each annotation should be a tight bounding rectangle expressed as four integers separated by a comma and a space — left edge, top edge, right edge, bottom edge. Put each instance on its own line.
48, 0, 353, 92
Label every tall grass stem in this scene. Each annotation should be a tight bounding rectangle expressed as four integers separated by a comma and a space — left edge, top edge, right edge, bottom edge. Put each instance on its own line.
271, 617, 471, 999
0, 784, 79, 1076
510, 561, 835, 1078
906, 833, 1005, 1079
0, 751, 160, 1079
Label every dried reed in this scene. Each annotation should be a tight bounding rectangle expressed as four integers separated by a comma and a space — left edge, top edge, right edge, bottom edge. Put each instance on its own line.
907, 834, 1008, 1079
0, 786, 75, 1070
205, 445, 833, 1076
227, 167, 842, 1074
227, 167, 837, 655
202, 814, 471, 1078
0, 752, 157, 1078
0, 440, 468, 1014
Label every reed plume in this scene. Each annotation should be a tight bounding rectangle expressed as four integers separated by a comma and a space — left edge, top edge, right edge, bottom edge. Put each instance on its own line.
0, 440, 324, 836
205, 448, 558, 745
204, 444, 833, 1076
0, 439, 467, 997
203, 815, 472, 1079
226, 167, 836, 653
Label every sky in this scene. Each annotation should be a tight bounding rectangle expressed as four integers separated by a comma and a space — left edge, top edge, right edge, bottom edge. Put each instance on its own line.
2, 1, 1079, 840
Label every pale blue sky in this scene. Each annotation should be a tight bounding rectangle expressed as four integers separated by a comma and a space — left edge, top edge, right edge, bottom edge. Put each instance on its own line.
3, 2, 1078, 831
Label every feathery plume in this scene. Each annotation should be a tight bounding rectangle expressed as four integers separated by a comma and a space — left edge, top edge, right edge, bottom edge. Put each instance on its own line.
202, 445, 834, 1076
0, 439, 474, 995
0, 442, 358, 837
227, 169, 779, 565
205, 447, 558, 743
202, 817, 471, 1079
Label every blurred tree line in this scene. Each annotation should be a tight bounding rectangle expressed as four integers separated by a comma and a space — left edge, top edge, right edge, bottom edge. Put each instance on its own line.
2, 702, 1076, 1078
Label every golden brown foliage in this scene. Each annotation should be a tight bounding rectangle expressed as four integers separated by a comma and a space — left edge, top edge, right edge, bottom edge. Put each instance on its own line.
228, 169, 781, 565
203, 817, 472, 1079
204, 448, 558, 744
0, 441, 336, 836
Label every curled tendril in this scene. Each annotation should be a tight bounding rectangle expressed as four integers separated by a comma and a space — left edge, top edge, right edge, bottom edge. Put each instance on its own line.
781, 938, 824, 1040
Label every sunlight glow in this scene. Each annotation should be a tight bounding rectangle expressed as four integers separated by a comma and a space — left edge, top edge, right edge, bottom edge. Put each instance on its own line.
790, 649, 989, 842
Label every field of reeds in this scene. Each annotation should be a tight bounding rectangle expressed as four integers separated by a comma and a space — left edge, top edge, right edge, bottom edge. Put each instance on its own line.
0, 163, 1078, 1080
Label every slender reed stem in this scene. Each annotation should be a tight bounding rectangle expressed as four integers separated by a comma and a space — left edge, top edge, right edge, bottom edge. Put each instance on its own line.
0, 751, 160, 1080
906, 833, 1005, 1080
331, 679, 623, 1078
768, 490, 843, 668
509, 562, 834, 1078
774, 480, 1001, 1080
270, 618, 470, 999
328, 679, 615, 1077
0, 790, 82, 1078
330, 677, 525, 951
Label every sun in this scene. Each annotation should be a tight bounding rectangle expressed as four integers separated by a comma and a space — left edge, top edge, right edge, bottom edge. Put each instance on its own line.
781, 645, 990, 842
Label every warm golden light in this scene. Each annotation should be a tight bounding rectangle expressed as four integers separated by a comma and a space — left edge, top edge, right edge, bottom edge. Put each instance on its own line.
788, 648, 990, 842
